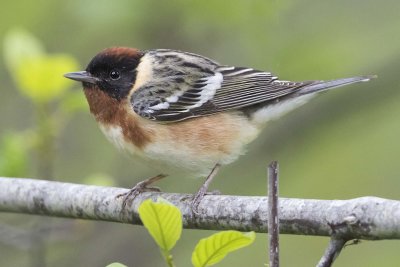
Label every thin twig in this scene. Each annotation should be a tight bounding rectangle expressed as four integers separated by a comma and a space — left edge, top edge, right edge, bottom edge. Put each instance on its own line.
268, 161, 280, 267
316, 238, 347, 267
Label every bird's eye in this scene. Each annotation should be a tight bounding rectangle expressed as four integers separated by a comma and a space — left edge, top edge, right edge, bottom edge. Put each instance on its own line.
109, 70, 120, 80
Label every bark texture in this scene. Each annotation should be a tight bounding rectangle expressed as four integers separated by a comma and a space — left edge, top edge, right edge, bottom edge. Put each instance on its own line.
0, 177, 399, 240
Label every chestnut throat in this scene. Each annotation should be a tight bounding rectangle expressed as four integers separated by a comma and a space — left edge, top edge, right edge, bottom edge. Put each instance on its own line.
83, 87, 152, 148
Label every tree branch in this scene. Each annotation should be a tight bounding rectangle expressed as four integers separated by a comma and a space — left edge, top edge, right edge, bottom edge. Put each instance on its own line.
0, 177, 400, 240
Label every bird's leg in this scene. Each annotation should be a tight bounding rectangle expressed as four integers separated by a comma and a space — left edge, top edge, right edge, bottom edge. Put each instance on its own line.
191, 163, 221, 214
117, 174, 168, 208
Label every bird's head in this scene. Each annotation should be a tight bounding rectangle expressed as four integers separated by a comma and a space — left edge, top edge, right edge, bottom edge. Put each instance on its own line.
65, 47, 143, 101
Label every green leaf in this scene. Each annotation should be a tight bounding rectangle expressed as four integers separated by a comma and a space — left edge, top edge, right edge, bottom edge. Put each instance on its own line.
192, 231, 256, 267
3, 28, 44, 72
3, 28, 79, 103
138, 198, 182, 251
105, 263, 127, 267
14, 54, 79, 103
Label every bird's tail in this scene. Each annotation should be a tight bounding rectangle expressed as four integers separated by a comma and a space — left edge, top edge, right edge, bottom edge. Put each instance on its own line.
296, 75, 376, 96
249, 75, 375, 125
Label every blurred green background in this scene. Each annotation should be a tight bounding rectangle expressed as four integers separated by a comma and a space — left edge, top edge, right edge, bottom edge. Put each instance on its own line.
1, 0, 399, 266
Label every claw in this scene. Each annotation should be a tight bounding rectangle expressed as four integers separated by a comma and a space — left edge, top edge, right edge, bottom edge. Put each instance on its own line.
190, 190, 205, 215
190, 189, 221, 215
116, 174, 167, 208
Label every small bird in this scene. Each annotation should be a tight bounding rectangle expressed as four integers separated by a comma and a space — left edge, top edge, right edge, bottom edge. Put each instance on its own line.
64, 47, 374, 212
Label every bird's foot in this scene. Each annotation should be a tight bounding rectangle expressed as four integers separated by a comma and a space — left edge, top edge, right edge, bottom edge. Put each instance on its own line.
190, 188, 221, 215
116, 174, 167, 209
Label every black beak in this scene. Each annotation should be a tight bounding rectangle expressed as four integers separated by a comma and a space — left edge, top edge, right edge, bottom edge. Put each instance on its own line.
64, 71, 98, 84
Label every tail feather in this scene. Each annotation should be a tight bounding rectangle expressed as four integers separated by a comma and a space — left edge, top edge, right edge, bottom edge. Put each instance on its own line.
297, 75, 377, 96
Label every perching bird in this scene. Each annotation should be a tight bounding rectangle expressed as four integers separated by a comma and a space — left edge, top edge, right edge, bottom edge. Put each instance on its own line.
64, 47, 374, 212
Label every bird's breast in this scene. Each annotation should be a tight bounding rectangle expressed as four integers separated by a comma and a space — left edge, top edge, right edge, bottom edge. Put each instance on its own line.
85, 87, 261, 175
84, 87, 153, 149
